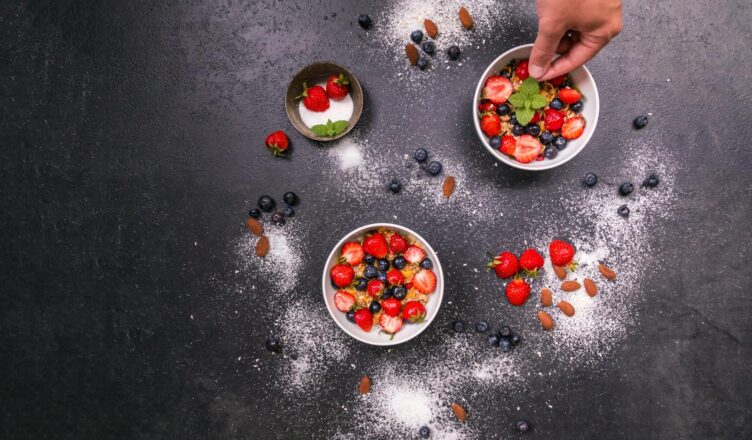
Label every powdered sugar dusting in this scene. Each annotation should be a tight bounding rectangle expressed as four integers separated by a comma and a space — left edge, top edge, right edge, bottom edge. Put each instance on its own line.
234, 222, 303, 295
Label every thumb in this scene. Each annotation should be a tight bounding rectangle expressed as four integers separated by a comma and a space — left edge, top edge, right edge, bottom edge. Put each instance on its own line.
529, 21, 565, 80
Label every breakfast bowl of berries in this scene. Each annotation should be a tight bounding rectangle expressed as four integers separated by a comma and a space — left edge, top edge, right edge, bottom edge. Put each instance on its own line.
285, 62, 364, 141
473, 44, 599, 170
322, 223, 444, 346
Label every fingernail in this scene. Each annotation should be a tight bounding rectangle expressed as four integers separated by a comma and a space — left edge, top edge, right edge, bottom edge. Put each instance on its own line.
528, 64, 545, 79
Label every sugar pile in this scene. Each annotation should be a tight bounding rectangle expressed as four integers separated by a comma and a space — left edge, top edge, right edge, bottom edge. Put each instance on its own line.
234, 222, 303, 295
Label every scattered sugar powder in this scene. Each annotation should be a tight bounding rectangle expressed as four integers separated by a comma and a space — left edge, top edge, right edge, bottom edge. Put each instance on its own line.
234, 221, 303, 296
328, 137, 363, 170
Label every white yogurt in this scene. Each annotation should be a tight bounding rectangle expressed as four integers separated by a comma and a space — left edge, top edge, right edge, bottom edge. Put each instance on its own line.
298, 82, 354, 128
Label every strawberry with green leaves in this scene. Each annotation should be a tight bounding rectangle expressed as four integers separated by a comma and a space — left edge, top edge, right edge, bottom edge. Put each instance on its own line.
488, 251, 519, 279
264, 130, 289, 156
549, 240, 576, 268
401, 301, 426, 323
519, 248, 544, 276
297, 81, 330, 112
325, 74, 350, 100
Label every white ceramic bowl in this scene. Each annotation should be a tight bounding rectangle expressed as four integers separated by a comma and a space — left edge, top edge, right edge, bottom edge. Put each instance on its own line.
473, 43, 600, 171
322, 223, 444, 346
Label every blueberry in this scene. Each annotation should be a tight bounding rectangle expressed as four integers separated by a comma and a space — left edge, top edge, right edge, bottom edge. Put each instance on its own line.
364, 255, 375, 265
475, 321, 489, 333
619, 182, 634, 196
553, 136, 568, 150
414, 148, 428, 162
447, 45, 461, 60
420, 258, 433, 269
346, 311, 356, 322
427, 161, 442, 176
584, 173, 598, 187
452, 320, 465, 332
265, 336, 282, 353
383, 287, 395, 299
358, 14, 372, 29
271, 211, 285, 225
487, 334, 500, 346
364, 266, 378, 279
499, 338, 512, 352
392, 256, 407, 269
515, 420, 530, 433
422, 41, 435, 55
511, 124, 525, 136
617, 204, 630, 218
510, 334, 522, 346
489, 136, 501, 149
419, 426, 431, 438
526, 124, 541, 137
258, 195, 275, 212
283, 206, 295, 217
411, 30, 424, 43
417, 57, 429, 70
496, 104, 510, 116
248, 208, 261, 219
499, 326, 512, 338
377, 271, 387, 283
393, 286, 407, 300
369, 301, 381, 314
633, 115, 649, 129
377, 259, 390, 271
389, 178, 402, 194
571, 101, 583, 113
544, 146, 558, 159
509, 115, 518, 125
539, 131, 554, 145
643, 173, 660, 188
283, 191, 298, 206
354, 279, 367, 292
549, 98, 564, 110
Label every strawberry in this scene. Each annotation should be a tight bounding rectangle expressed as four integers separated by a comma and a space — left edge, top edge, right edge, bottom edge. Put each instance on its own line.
404, 245, 426, 264
297, 82, 330, 112
549, 240, 576, 267
505, 278, 531, 306
487, 251, 519, 279
412, 269, 437, 294
354, 309, 373, 332
381, 298, 402, 317
325, 73, 350, 100
480, 113, 502, 137
334, 290, 356, 312
558, 87, 582, 104
386, 268, 405, 286
478, 101, 497, 113
561, 115, 585, 140
264, 130, 289, 156
482, 76, 513, 105
401, 301, 426, 323
514, 134, 543, 164
389, 234, 408, 254
549, 75, 566, 86
530, 111, 541, 124
519, 249, 544, 276
340, 241, 364, 265
379, 313, 403, 334
515, 59, 530, 80
544, 108, 566, 132
500, 135, 516, 156
363, 233, 389, 258
367, 279, 385, 298
330, 264, 354, 287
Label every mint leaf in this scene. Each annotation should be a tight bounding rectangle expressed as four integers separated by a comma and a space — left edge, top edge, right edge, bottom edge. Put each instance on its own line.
333, 120, 349, 135
520, 77, 539, 96
530, 94, 548, 109
515, 107, 535, 126
310, 124, 329, 136
508, 93, 526, 108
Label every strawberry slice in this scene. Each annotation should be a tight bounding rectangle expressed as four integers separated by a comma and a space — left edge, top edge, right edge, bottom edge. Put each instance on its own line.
363, 233, 388, 258
513, 134, 543, 164
412, 269, 437, 294
515, 59, 530, 80
561, 115, 585, 140
334, 290, 356, 312
544, 108, 566, 132
482, 76, 513, 105
389, 234, 408, 254
558, 87, 582, 104
404, 245, 426, 264
386, 268, 404, 286
500, 135, 516, 156
340, 241, 364, 265
379, 313, 404, 334
354, 309, 373, 332
477, 101, 496, 113
381, 298, 402, 317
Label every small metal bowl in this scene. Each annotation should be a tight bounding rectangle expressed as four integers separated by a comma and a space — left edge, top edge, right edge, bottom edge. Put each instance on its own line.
285, 62, 364, 141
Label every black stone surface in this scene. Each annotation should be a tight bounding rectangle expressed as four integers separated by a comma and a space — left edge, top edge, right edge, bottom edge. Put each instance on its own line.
2, 1, 751, 439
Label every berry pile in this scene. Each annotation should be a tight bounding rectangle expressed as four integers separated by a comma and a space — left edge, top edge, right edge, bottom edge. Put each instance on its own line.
249, 191, 299, 227
330, 229, 438, 335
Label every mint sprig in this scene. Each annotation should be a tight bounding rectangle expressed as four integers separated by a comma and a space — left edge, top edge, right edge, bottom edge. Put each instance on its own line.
508, 77, 548, 126
310, 119, 349, 137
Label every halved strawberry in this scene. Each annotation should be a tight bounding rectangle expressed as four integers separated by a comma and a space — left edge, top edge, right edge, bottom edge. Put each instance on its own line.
363, 233, 388, 258
401, 301, 426, 323
482, 76, 513, 105
544, 108, 566, 132
367, 279, 385, 298
412, 269, 437, 294
334, 290, 356, 312
478, 100, 496, 113
513, 134, 543, 164
389, 234, 408, 254
558, 87, 582, 104
404, 245, 426, 264
515, 59, 530, 80
500, 135, 516, 156
480, 113, 501, 137
561, 115, 585, 140
354, 309, 373, 332
340, 241, 364, 265
386, 268, 404, 286
381, 298, 402, 317
379, 313, 403, 334
330, 264, 354, 287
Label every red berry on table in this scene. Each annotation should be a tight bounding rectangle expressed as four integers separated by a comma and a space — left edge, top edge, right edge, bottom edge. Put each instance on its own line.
354, 309, 373, 332
325, 73, 350, 100
379, 313, 403, 334
401, 301, 426, 323
334, 290, 356, 312
544, 108, 566, 132
412, 269, 437, 294
488, 251, 519, 279
298, 82, 330, 112
561, 115, 585, 140
558, 87, 582, 104
505, 278, 531, 306
549, 75, 566, 86
340, 241, 364, 265
549, 240, 576, 267
515, 59, 530, 80
480, 113, 502, 137
500, 135, 516, 156
404, 245, 426, 264
381, 298, 402, 317
513, 134, 544, 164
363, 233, 389, 258
386, 268, 405, 286
519, 249, 544, 275
482, 76, 513, 105
478, 101, 497, 113
330, 264, 354, 287
367, 279, 386, 297
264, 130, 289, 156
389, 234, 408, 254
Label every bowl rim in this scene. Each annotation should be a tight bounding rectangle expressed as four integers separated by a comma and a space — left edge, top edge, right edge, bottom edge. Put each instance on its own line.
472, 43, 600, 171
321, 222, 444, 346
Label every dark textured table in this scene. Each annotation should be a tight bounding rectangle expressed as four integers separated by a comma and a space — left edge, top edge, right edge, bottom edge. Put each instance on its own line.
2, 1, 751, 439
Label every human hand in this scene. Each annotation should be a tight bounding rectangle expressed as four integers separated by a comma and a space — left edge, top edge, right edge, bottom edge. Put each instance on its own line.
529, 0, 623, 81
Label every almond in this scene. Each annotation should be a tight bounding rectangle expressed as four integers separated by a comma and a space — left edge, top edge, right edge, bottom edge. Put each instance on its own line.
245, 217, 263, 236
541, 288, 553, 307
584, 278, 598, 297
424, 19, 438, 38
598, 263, 617, 280
561, 280, 581, 291
451, 403, 468, 422
557, 300, 575, 317
553, 265, 567, 280
405, 44, 419, 65
255, 236, 269, 257
442, 176, 456, 198
537, 311, 554, 330
359, 375, 371, 394
458, 7, 474, 29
